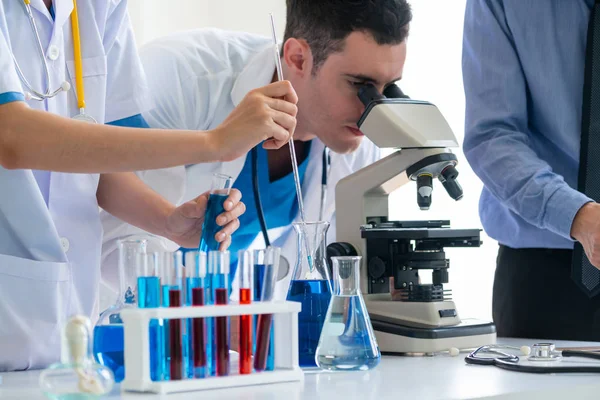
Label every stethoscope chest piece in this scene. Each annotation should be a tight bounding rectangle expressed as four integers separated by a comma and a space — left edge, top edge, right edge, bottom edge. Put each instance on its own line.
528, 343, 562, 362
72, 111, 97, 124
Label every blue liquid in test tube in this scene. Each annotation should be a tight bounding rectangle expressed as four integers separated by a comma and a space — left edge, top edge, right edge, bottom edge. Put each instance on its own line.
138, 275, 162, 381
199, 193, 228, 253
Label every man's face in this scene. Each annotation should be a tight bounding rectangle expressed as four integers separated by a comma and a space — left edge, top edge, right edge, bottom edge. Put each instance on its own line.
293, 31, 407, 154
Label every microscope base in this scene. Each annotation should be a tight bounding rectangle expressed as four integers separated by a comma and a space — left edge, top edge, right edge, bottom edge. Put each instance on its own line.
372, 317, 497, 355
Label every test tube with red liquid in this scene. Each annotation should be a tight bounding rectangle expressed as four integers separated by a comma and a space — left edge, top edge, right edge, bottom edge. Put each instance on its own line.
166, 251, 184, 380
209, 250, 230, 376
185, 251, 207, 378
254, 246, 281, 372
237, 250, 254, 374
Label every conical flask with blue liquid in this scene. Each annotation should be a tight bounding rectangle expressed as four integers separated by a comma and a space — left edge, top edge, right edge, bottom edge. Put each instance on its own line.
316, 256, 380, 371
285, 221, 332, 367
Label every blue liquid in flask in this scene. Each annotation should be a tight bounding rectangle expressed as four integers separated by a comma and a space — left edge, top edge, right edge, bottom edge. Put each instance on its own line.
286, 279, 332, 367
199, 193, 227, 253
93, 325, 124, 382
316, 294, 380, 371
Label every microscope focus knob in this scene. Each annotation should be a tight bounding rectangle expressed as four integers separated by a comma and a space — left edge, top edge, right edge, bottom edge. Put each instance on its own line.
368, 257, 386, 280
417, 174, 433, 210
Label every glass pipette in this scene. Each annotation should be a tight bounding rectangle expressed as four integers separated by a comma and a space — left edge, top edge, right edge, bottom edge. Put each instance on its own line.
269, 13, 314, 271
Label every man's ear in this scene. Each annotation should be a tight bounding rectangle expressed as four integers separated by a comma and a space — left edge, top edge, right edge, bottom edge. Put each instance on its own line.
283, 38, 313, 78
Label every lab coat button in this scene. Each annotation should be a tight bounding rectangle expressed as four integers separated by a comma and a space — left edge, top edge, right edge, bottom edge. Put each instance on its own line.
60, 237, 70, 252
48, 45, 60, 61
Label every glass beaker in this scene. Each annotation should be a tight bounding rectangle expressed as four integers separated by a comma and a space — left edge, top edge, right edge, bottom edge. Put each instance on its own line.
316, 256, 380, 371
93, 239, 147, 383
199, 173, 233, 253
286, 221, 332, 367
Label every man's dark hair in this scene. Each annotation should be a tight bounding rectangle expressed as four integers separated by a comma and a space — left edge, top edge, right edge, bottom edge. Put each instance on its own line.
283, 0, 412, 73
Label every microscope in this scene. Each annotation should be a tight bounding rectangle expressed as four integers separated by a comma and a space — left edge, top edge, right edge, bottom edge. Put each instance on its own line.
327, 84, 496, 354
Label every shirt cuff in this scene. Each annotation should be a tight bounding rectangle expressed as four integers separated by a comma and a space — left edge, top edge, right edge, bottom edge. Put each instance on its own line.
543, 185, 593, 240
0, 92, 24, 105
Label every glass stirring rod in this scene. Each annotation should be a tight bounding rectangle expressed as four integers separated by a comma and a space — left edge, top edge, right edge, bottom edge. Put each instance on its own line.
269, 13, 314, 271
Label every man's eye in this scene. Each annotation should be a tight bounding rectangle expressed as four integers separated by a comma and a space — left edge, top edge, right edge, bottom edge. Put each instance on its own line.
350, 81, 365, 87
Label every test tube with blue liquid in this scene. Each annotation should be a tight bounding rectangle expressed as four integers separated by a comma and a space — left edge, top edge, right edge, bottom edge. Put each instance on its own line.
185, 251, 207, 378
254, 246, 281, 372
199, 173, 233, 253
93, 238, 146, 382
210, 250, 230, 376
136, 252, 162, 381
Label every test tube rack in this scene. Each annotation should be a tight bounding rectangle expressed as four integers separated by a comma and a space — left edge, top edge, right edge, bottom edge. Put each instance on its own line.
119, 301, 303, 394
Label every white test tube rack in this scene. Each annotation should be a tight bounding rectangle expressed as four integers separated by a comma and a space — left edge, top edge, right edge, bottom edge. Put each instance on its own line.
119, 301, 303, 394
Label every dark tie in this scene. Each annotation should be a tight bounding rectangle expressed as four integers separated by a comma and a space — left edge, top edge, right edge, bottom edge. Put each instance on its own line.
572, 0, 600, 297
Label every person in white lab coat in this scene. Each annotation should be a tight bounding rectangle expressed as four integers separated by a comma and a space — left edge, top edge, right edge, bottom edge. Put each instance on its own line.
0, 0, 298, 372
100, 0, 413, 304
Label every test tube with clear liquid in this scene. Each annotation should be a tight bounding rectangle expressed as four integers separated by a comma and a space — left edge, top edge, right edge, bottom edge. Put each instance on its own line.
316, 256, 380, 371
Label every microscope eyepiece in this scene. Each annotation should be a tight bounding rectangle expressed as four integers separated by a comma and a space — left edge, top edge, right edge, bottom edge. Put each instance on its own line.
358, 83, 385, 107
382, 84, 409, 99
440, 165, 463, 201
417, 174, 433, 210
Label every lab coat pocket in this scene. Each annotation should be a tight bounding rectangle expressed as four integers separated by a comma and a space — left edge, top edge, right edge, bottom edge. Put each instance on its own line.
66, 55, 108, 123
0, 253, 71, 371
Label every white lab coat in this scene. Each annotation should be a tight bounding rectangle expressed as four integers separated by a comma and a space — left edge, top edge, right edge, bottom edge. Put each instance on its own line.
0, 0, 150, 371
99, 28, 380, 306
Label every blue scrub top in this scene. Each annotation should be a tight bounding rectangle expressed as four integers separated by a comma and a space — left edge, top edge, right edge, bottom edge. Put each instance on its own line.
229, 141, 312, 271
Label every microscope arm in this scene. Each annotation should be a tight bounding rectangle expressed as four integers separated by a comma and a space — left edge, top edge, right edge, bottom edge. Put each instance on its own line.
335, 147, 456, 293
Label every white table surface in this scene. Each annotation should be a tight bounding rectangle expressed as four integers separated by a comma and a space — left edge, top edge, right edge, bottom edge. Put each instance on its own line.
2, 338, 600, 400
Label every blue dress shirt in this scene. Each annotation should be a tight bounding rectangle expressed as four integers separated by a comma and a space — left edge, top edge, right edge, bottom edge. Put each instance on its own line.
462, 0, 595, 249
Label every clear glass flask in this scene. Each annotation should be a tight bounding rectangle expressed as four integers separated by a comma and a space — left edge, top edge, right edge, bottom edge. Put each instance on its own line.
199, 173, 233, 253
286, 221, 333, 367
93, 238, 146, 382
40, 316, 114, 399
316, 256, 380, 371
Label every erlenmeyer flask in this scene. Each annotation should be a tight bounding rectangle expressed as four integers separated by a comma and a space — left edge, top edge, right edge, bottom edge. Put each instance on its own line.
93, 238, 146, 382
316, 256, 380, 371
286, 221, 332, 367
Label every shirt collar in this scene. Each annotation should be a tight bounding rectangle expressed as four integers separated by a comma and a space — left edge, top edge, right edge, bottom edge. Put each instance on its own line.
230, 44, 277, 107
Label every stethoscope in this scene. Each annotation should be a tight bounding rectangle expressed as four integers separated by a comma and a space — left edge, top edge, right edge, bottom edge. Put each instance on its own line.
464, 343, 600, 373
251, 145, 331, 281
15, 0, 96, 123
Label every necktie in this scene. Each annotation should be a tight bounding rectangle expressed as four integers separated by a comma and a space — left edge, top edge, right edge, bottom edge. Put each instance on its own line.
572, 0, 600, 297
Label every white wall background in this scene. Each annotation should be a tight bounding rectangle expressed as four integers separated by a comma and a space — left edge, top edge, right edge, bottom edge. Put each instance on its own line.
127, 0, 497, 321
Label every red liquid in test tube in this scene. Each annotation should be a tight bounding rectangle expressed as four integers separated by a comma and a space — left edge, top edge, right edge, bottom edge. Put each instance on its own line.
253, 313, 273, 371
239, 287, 252, 374
192, 287, 206, 372
169, 289, 183, 380
215, 288, 229, 376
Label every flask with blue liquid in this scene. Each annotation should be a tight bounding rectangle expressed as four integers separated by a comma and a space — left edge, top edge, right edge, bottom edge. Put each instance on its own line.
93, 238, 146, 382
316, 256, 380, 371
285, 221, 332, 367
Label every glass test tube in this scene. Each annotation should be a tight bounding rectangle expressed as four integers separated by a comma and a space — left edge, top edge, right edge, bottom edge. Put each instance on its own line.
159, 251, 184, 380
136, 252, 162, 381
185, 251, 207, 378
238, 250, 253, 375
199, 173, 233, 253
210, 250, 230, 376
254, 247, 281, 372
